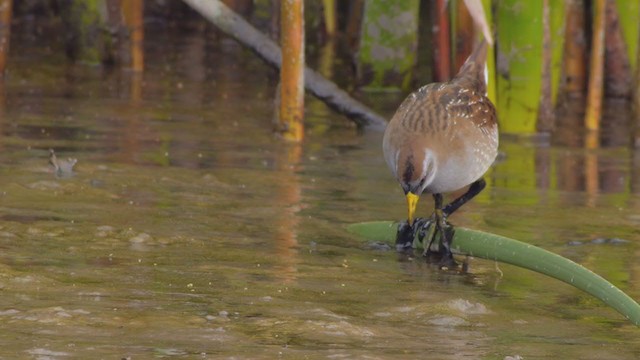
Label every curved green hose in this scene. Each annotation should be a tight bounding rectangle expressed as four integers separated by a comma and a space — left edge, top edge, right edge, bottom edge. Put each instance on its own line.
347, 221, 640, 326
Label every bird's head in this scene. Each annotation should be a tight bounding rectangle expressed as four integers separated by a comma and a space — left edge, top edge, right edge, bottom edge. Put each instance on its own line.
397, 149, 436, 227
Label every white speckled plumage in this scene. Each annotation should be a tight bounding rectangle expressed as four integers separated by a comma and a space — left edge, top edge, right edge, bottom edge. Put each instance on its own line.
382, 39, 498, 200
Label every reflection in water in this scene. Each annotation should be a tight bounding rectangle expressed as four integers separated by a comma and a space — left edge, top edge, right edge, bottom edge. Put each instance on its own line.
534, 143, 551, 190
120, 72, 144, 164
584, 130, 599, 207
272, 143, 302, 283
633, 149, 640, 194
0, 79, 4, 152
130, 72, 143, 104
553, 95, 638, 200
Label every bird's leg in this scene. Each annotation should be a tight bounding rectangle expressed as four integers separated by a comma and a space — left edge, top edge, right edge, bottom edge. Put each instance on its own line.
432, 194, 456, 268
395, 216, 431, 252
429, 180, 486, 268
441, 178, 486, 217
418, 216, 437, 257
414, 216, 433, 248
395, 220, 415, 252
417, 194, 448, 262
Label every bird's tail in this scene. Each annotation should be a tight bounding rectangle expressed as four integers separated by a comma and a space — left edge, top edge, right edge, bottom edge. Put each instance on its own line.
452, 39, 488, 93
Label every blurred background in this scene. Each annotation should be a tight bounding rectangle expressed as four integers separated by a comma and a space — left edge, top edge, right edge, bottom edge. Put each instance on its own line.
2, 0, 640, 140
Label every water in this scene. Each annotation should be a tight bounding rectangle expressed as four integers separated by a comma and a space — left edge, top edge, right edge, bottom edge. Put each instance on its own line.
1, 26, 639, 359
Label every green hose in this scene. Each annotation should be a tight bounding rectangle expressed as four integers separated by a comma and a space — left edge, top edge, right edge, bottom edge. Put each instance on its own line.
347, 221, 640, 326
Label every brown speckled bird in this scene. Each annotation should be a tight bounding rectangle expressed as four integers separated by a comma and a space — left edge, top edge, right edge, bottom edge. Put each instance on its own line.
382, 40, 498, 266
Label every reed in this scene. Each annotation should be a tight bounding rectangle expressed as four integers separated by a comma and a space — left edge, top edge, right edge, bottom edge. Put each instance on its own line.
279, 0, 305, 141
0, 0, 11, 76
122, 0, 144, 72
356, 0, 420, 90
433, 0, 451, 82
496, 0, 543, 133
322, 0, 336, 37
585, 0, 606, 132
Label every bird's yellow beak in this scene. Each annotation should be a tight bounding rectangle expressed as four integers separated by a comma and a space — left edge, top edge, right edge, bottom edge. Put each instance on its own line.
406, 192, 419, 226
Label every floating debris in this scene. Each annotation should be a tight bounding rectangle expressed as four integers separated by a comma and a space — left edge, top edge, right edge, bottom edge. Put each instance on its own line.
49, 149, 77, 178
366, 241, 392, 251
447, 298, 491, 315
129, 232, 153, 244
427, 315, 469, 327
568, 237, 630, 246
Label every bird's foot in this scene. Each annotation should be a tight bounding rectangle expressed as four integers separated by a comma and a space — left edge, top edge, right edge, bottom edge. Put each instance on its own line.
418, 212, 458, 270
415, 212, 439, 252
396, 214, 459, 271
395, 217, 432, 253
395, 220, 415, 252
437, 222, 457, 270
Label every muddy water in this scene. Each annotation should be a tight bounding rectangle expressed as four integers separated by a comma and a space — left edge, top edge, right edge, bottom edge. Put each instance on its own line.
0, 28, 639, 359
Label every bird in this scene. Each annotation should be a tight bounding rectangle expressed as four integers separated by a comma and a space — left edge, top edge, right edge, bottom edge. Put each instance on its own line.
382, 39, 498, 267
